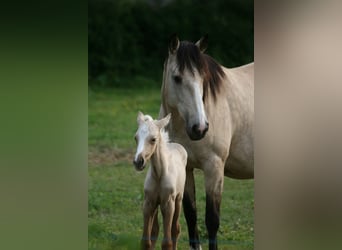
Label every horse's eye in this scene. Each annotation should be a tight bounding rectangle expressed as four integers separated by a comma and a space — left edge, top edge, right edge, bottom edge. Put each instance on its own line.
173, 75, 182, 84
150, 138, 156, 143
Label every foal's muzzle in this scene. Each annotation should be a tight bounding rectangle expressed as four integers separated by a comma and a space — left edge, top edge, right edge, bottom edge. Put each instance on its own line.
133, 155, 145, 171
187, 122, 209, 140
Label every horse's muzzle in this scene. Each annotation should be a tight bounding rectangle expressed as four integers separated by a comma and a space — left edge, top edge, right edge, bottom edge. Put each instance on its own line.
187, 122, 209, 140
133, 156, 145, 171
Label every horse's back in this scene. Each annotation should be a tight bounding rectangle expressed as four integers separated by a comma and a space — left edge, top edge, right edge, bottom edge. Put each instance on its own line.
231, 62, 254, 75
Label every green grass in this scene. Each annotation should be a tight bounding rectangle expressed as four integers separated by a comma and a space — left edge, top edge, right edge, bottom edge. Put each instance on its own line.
88, 87, 254, 250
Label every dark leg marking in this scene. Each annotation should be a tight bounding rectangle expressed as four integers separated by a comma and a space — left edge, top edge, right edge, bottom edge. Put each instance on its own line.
183, 192, 201, 249
205, 193, 221, 250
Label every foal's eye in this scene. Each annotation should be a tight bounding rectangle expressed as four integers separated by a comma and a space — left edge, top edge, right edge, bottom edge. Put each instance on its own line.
150, 138, 156, 143
173, 75, 182, 84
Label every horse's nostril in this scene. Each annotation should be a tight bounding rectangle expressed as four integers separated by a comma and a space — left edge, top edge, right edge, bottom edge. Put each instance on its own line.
189, 123, 208, 140
133, 156, 145, 170
192, 124, 199, 134
204, 122, 209, 132
192, 123, 209, 134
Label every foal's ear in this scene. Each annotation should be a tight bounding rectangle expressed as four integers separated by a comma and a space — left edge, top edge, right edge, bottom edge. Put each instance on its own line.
195, 34, 208, 53
137, 111, 145, 125
169, 33, 180, 54
156, 113, 171, 129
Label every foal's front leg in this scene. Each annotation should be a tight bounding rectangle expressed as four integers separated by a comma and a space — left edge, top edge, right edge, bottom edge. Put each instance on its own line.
141, 198, 157, 250
171, 194, 182, 250
161, 195, 175, 250
151, 209, 159, 249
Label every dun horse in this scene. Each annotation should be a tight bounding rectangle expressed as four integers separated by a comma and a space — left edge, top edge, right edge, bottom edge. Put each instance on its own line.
133, 112, 187, 250
159, 35, 254, 250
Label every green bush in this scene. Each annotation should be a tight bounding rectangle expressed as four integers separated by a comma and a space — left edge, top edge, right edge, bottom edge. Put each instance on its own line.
88, 0, 253, 87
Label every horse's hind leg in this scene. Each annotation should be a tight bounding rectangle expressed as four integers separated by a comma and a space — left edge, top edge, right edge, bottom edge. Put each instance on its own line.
151, 209, 159, 249
204, 159, 224, 250
183, 169, 201, 250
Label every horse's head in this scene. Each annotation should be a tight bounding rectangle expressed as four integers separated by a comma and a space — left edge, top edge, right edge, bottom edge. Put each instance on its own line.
133, 112, 171, 171
163, 34, 223, 140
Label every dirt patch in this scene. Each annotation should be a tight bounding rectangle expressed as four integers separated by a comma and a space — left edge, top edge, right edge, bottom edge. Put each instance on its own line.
88, 146, 134, 166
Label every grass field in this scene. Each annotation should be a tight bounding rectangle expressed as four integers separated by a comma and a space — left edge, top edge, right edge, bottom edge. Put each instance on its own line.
88, 87, 254, 250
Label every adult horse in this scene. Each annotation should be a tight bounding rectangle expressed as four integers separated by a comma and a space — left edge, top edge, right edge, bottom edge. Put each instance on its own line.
158, 35, 254, 250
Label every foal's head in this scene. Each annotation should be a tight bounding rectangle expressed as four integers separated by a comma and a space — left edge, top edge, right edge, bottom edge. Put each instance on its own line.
163, 34, 224, 140
133, 112, 171, 171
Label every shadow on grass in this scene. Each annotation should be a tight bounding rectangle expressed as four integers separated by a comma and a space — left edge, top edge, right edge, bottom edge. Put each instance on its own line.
89, 232, 253, 250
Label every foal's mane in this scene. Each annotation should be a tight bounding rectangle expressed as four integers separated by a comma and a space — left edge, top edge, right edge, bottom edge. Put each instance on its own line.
160, 128, 170, 144
176, 41, 225, 102
143, 115, 170, 143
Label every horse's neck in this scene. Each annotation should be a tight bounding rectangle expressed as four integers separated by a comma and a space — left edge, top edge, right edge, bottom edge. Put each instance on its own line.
150, 138, 168, 179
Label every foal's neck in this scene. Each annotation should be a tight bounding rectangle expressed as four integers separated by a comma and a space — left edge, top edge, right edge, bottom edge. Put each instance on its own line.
150, 135, 168, 179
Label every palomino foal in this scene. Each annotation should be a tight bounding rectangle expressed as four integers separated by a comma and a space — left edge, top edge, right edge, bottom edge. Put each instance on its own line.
133, 112, 187, 250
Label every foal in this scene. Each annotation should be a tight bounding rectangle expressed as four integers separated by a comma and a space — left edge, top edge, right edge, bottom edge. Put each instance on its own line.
133, 112, 187, 250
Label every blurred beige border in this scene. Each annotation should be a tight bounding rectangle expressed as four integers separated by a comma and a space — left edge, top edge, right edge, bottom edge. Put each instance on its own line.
255, 1, 342, 249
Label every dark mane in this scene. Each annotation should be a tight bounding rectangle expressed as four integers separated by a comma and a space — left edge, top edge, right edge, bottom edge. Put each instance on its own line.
176, 41, 225, 102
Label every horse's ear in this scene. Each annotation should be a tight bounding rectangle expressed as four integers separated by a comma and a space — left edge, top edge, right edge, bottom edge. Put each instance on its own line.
169, 33, 180, 54
156, 113, 171, 129
137, 111, 144, 125
195, 34, 208, 53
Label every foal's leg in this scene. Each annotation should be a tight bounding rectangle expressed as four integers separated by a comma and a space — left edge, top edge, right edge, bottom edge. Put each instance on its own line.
171, 195, 182, 250
150, 208, 159, 249
161, 195, 175, 250
204, 158, 224, 250
141, 198, 157, 250
183, 169, 201, 250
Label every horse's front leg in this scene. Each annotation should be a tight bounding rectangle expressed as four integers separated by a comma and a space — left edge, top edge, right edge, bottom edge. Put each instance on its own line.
161, 194, 175, 250
183, 168, 201, 250
141, 197, 157, 250
204, 157, 224, 250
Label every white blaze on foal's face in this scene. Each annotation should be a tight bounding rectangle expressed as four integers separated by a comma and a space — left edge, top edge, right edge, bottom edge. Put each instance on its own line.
134, 122, 158, 171
133, 112, 171, 171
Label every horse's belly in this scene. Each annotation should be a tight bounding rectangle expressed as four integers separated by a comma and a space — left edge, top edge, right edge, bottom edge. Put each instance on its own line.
175, 130, 254, 179
225, 155, 253, 179
225, 136, 254, 179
